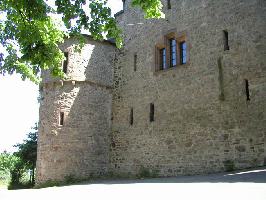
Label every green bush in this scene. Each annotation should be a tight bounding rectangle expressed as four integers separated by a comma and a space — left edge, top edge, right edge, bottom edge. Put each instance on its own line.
34, 175, 82, 189
138, 167, 151, 178
137, 167, 159, 179
8, 181, 33, 190
0, 170, 10, 185
8, 166, 33, 190
34, 180, 61, 189
223, 160, 235, 172
0, 179, 9, 188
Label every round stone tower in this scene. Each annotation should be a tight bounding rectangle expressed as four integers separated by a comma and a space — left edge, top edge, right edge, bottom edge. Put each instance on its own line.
36, 36, 116, 184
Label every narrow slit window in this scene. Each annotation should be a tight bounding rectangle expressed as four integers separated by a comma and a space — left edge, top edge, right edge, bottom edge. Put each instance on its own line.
150, 103, 154, 122
217, 58, 225, 101
245, 79, 250, 101
130, 108, 133, 125
63, 52, 68, 73
39, 85, 44, 92
167, 0, 171, 9
122, 0, 126, 10
134, 54, 137, 71
59, 112, 64, 126
180, 41, 187, 64
223, 30, 229, 51
159, 48, 166, 70
170, 39, 177, 67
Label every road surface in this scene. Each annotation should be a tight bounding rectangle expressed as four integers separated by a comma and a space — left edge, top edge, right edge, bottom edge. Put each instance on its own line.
1, 167, 266, 200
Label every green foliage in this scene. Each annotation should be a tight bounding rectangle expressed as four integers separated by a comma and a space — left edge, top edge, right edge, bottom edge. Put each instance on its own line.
0, 0, 164, 83
64, 175, 77, 184
14, 125, 38, 170
14, 124, 38, 184
9, 158, 27, 186
223, 160, 235, 172
0, 151, 26, 188
8, 181, 33, 190
0, 170, 9, 184
138, 167, 151, 178
0, 151, 18, 173
34, 180, 61, 189
0, 124, 38, 189
0, 178, 8, 188
0, 152, 17, 185
0, 152, 21, 176
132, 0, 164, 19
88, 0, 123, 48
0, 0, 65, 83
137, 166, 159, 179
34, 175, 80, 189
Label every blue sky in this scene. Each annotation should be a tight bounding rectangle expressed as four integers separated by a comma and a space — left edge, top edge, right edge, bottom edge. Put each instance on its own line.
0, 0, 123, 152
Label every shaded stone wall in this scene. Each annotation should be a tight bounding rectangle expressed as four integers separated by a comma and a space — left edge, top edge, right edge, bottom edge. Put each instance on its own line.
111, 0, 266, 176
37, 0, 266, 183
36, 37, 115, 183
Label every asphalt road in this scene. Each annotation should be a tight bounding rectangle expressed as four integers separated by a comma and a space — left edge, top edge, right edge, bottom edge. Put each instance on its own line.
1, 167, 266, 200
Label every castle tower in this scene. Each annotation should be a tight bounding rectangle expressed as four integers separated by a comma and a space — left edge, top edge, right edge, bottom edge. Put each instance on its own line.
36, 36, 116, 184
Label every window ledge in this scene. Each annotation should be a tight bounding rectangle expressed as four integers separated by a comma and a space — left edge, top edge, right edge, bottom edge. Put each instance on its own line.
153, 63, 190, 76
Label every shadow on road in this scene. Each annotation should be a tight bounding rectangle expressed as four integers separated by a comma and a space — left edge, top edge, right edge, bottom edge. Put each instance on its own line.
79, 167, 266, 185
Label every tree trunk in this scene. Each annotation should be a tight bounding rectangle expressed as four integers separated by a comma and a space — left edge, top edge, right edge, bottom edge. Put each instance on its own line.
32, 168, 35, 184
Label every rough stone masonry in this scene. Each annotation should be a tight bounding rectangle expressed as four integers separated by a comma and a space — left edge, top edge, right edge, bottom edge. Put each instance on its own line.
36, 0, 266, 184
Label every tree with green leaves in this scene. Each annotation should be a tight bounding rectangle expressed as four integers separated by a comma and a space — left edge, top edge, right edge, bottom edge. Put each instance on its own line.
0, 0, 164, 83
0, 124, 38, 188
0, 151, 16, 173
0, 151, 17, 177
14, 124, 38, 184
0, 151, 24, 186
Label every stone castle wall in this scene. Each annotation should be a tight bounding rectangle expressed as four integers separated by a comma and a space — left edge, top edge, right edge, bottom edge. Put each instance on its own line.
110, 0, 266, 176
36, 0, 266, 183
36, 37, 116, 183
